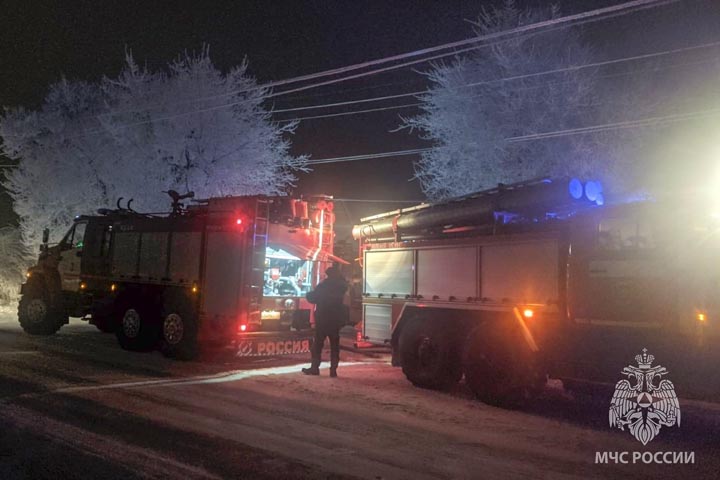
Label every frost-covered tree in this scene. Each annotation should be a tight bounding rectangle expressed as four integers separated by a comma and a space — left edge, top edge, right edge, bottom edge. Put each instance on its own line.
402, 1, 623, 201
0, 226, 32, 305
0, 80, 111, 247
0, 48, 306, 250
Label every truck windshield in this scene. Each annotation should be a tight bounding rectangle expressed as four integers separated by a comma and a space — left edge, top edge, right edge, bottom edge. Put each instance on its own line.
60, 222, 87, 249
264, 246, 313, 297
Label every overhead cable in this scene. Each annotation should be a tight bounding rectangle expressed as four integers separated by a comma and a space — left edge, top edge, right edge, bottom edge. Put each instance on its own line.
91, 0, 677, 123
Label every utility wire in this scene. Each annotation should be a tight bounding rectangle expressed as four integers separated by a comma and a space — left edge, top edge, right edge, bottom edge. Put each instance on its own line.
273, 40, 720, 115
261, 0, 671, 92
4, 106, 718, 169
505, 108, 720, 142
89, 0, 676, 124
277, 55, 720, 124
103, 34, 719, 134
277, 79, 427, 104
306, 148, 431, 165
62, 31, 710, 139
278, 103, 422, 123
306, 108, 720, 165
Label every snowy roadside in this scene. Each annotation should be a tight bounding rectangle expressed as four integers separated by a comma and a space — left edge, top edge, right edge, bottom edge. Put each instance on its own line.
65, 359, 720, 480
0, 302, 16, 318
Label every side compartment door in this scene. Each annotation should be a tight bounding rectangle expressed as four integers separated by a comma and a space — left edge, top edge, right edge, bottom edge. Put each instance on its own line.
569, 216, 674, 327
363, 249, 414, 344
565, 215, 676, 382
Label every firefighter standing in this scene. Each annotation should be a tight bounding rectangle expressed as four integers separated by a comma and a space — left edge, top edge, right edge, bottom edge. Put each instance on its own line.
302, 265, 348, 378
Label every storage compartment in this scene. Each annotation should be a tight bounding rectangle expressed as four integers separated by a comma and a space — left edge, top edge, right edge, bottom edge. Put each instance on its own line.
417, 247, 477, 300
364, 249, 413, 296
481, 240, 559, 304
363, 303, 392, 344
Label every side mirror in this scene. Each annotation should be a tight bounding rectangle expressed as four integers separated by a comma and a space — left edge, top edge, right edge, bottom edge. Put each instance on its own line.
42, 228, 49, 244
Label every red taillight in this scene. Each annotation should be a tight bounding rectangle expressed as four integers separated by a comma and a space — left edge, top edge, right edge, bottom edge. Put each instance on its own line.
240, 324, 247, 332
523, 308, 534, 319
236, 218, 243, 225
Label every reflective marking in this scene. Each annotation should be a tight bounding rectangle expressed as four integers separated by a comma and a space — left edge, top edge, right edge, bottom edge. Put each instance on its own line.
574, 318, 661, 328
56, 362, 366, 393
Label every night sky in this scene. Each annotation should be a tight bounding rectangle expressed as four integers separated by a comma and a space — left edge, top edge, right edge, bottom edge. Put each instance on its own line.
1, 0, 719, 235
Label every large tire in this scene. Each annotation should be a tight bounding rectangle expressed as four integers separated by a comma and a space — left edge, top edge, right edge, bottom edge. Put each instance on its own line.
159, 290, 199, 360
398, 317, 462, 390
463, 323, 545, 407
114, 295, 160, 351
17, 278, 65, 335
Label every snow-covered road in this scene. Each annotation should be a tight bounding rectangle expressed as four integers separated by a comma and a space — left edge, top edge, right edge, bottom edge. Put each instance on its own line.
1, 315, 718, 479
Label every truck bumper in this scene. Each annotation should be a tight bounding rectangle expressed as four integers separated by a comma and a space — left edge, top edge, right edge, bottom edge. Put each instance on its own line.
234, 329, 314, 357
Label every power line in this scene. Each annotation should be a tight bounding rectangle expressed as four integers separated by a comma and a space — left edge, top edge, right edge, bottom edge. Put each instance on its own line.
276, 54, 720, 124
49, 41, 720, 137
0, 0, 685, 143
5, 108, 718, 169
92, 29, 710, 136
306, 108, 720, 165
273, 40, 720, 116
210, 0, 676, 104
505, 108, 720, 142
277, 103, 422, 123
306, 148, 432, 165
84, 0, 676, 127
276, 79, 427, 104
264, 0, 670, 92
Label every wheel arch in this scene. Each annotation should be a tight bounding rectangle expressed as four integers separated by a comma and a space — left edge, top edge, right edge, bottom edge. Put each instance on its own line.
391, 305, 476, 366
23, 269, 61, 302
391, 303, 539, 366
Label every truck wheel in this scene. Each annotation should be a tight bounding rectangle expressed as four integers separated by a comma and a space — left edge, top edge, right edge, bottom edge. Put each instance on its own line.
114, 297, 160, 351
18, 278, 65, 335
159, 291, 199, 360
398, 317, 462, 390
463, 324, 544, 407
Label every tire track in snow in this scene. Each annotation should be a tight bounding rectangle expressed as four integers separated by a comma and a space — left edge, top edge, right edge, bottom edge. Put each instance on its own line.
4, 403, 222, 480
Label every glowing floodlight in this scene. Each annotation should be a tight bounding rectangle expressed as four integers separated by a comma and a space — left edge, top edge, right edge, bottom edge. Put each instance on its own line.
584, 180, 603, 202
568, 178, 583, 200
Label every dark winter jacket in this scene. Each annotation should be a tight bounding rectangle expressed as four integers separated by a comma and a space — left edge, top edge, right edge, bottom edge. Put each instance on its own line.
306, 276, 348, 329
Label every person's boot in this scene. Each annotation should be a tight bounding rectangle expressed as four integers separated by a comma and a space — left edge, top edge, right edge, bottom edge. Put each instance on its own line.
329, 368, 337, 378
302, 367, 319, 375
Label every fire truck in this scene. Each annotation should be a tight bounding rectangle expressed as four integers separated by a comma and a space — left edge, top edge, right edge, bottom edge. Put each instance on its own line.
352, 178, 720, 404
18, 191, 344, 359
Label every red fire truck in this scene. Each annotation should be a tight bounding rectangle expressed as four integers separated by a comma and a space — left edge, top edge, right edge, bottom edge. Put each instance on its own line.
353, 178, 720, 403
18, 191, 344, 359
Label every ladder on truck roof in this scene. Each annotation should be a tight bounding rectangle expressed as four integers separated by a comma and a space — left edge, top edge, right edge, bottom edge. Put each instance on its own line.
247, 198, 270, 327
